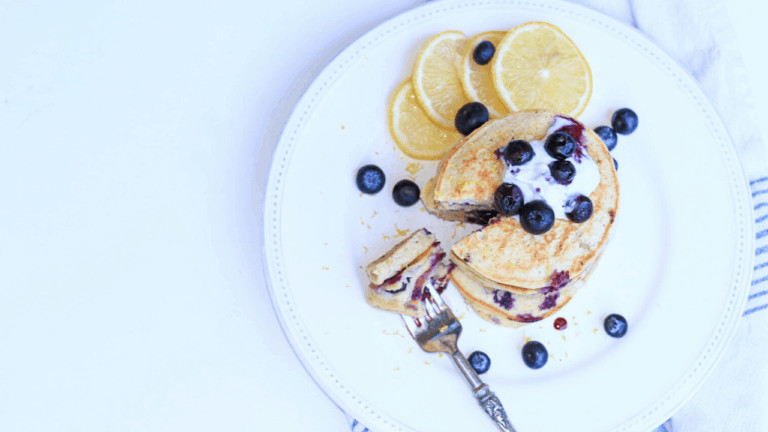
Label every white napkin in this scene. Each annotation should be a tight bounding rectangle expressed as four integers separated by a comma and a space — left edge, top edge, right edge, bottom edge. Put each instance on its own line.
349, 0, 768, 430
564, 2, 768, 431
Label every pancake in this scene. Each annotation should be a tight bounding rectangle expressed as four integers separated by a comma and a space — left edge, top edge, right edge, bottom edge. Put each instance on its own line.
365, 228, 454, 317
451, 267, 584, 327
432, 110, 554, 213
428, 109, 618, 289
450, 247, 604, 327
366, 228, 436, 286
421, 178, 499, 225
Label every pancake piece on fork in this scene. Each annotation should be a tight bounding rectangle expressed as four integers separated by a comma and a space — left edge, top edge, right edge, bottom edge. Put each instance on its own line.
365, 229, 454, 317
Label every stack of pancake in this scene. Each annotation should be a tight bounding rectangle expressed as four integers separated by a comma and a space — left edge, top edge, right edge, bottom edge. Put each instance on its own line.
423, 110, 619, 327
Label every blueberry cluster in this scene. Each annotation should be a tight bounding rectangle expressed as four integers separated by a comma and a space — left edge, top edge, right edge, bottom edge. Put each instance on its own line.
495, 129, 595, 234
593, 107, 638, 171
494, 180, 556, 235
544, 132, 579, 185
355, 164, 420, 207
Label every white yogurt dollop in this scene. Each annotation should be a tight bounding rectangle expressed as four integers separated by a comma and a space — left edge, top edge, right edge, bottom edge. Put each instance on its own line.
500, 117, 600, 219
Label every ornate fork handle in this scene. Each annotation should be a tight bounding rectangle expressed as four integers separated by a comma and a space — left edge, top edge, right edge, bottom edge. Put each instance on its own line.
403, 288, 515, 431
451, 351, 516, 432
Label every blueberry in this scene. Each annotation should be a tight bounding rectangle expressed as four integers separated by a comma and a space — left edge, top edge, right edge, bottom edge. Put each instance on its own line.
544, 132, 576, 160
467, 210, 498, 225
355, 164, 385, 194
604, 314, 628, 338
392, 179, 420, 206
521, 341, 548, 369
519, 200, 555, 235
493, 183, 524, 215
613, 158, 618, 171
611, 108, 638, 135
455, 102, 489, 135
468, 351, 491, 374
565, 194, 593, 223
473, 41, 495, 65
549, 160, 576, 185
503, 140, 534, 166
594, 125, 617, 151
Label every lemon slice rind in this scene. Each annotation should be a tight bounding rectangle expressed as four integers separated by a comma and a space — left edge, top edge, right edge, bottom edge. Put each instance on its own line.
460, 31, 509, 119
491, 21, 592, 118
388, 79, 463, 160
412, 30, 469, 129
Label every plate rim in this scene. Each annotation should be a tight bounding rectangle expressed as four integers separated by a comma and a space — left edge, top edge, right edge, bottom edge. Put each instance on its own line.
262, 0, 754, 430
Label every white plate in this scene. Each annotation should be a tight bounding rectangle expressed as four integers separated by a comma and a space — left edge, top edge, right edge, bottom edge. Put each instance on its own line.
263, 1, 753, 431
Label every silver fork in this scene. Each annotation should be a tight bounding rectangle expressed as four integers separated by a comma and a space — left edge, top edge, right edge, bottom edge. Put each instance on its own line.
402, 286, 516, 432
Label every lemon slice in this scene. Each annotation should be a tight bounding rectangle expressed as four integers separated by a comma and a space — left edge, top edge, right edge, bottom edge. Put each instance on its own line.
389, 79, 463, 160
491, 21, 592, 117
412, 31, 469, 129
460, 31, 508, 118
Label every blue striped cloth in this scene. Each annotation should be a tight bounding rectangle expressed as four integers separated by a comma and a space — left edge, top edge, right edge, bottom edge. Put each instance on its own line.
348, 415, 370, 432
747, 176, 768, 316
659, 178, 768, 432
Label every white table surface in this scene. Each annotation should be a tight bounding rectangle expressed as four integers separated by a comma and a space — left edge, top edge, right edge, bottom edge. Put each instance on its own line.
0, 1, 764, 431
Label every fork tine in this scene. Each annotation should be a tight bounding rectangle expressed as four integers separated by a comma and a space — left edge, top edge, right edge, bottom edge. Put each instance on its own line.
428, 295, 443, 314
430, 287, 447, 309
401, 314, 418, 337
423, 291, 438, 319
